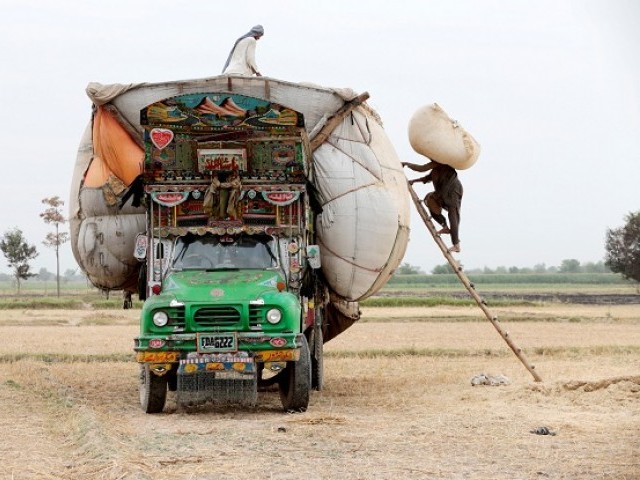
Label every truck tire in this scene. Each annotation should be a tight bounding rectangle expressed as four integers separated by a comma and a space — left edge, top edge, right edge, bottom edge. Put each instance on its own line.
139, 364, 168, 413
279, 335, 311, 412
167, 368, 178, 392
310, 324, 324, 391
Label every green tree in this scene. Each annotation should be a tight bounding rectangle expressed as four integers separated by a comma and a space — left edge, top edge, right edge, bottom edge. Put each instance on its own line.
40, 196, 70, 297
38, 267, 54, 281
582, 261, 609, 274
558, 258, 581, 273
431, 263, 454, 274
605, 211, 640, 284
0, 228, 38, 293
396, 262, 425, 275
533, 263, 547, 273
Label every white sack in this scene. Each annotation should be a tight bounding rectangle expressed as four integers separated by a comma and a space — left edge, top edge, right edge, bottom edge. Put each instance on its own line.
408, 103, 480, 170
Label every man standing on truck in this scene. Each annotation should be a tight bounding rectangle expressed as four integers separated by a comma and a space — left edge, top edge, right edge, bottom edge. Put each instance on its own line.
403, 159, 463, 253
222, 25, 264, 76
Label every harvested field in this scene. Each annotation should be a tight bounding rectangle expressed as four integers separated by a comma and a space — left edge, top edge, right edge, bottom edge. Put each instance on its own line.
0, 305, 639, 479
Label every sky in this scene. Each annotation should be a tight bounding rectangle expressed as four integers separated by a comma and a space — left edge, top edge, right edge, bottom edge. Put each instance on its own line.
0, 0, 639, 275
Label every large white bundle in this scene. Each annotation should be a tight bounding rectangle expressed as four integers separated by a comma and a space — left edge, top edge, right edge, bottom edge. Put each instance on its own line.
408, 103, 480, 170
314, 106, 409, 300
71, 76, 410, 302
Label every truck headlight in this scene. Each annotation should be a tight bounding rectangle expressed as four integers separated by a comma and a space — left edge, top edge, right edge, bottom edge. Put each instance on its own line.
153, 311, 169, 327
266, 308, 282, 324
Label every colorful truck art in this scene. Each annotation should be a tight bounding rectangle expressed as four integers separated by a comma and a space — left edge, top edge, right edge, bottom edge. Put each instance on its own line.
141, 93, 304, 129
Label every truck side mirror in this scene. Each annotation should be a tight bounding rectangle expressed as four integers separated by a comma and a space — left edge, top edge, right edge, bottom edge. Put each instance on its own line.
306, 245, 321, 269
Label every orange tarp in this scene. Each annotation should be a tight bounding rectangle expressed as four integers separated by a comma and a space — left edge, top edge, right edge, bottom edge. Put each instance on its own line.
84, 106, 143, 188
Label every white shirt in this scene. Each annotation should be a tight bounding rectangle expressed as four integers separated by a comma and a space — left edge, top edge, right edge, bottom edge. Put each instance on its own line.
223, 37, 259, 76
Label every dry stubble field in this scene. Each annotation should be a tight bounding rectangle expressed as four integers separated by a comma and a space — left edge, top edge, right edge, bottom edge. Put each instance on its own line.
0, 303, 639, 480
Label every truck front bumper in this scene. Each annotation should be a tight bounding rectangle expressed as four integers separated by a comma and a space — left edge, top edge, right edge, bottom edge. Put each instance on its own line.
135, 332, 303, 363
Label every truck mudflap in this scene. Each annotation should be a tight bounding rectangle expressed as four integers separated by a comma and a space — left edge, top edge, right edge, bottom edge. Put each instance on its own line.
176, 352, 257, 407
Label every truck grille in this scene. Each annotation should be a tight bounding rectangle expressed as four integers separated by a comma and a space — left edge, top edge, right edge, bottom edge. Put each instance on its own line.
249, 305, 264, 328
165, 306, 186, 328
194, 306, 241, 327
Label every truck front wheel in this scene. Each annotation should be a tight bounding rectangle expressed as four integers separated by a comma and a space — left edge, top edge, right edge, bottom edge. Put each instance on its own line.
279, 335, 311, 412
139, 364, 168, 413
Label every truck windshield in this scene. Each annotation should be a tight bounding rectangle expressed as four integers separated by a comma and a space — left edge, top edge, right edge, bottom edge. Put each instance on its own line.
171, 234, 277, 270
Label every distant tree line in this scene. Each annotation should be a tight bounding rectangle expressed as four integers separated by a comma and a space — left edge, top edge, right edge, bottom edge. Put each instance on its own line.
0, 268, 86, 284
389, 271, 627, 286
430, 259, 610, 275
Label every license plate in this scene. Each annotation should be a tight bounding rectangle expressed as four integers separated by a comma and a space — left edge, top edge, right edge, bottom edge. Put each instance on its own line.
197, 333, 237, 353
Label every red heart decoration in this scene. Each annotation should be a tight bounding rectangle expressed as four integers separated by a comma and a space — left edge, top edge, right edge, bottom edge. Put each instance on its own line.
150, 128, 174, 150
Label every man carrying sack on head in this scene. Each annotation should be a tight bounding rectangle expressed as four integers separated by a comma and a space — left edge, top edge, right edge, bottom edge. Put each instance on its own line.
403, 159, 463, 253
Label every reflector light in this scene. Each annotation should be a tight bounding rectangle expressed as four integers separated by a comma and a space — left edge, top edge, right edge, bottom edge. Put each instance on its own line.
151, 284, 162, 295
277, 282, 286, 292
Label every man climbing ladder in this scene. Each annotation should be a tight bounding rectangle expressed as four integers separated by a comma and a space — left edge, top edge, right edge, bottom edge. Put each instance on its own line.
403, 159, 463, 253
406, 180, 542, 382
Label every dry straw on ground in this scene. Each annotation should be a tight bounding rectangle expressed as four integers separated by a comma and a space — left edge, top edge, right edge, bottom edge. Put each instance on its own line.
0, 305, 638, 479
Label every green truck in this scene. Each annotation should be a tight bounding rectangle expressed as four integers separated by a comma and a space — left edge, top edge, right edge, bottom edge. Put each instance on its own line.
70, 77, 410, 413
133, 92, 324, 412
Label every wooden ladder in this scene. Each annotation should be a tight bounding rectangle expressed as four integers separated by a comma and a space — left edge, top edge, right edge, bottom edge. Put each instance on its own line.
408, 181, 543, 382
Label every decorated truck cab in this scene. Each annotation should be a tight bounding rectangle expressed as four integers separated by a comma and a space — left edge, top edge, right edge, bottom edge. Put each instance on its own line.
134, 92, 323, 412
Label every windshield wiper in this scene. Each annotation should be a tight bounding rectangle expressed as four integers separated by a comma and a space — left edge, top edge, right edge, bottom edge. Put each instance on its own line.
264, 243, 278, 266
172, 245, 188, 268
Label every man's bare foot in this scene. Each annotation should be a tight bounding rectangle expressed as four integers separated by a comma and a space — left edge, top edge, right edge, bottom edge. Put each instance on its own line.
449, 244, 461, 253
437, 227, 450, 234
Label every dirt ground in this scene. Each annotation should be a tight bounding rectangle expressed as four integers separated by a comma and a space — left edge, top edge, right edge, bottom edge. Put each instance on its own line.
0, 306, 638, 479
